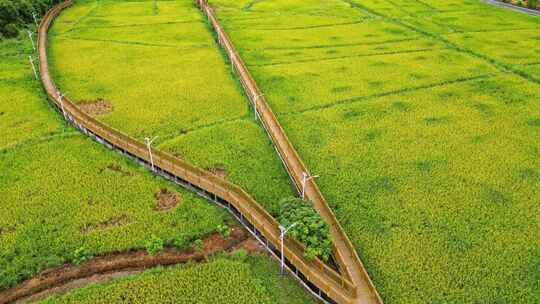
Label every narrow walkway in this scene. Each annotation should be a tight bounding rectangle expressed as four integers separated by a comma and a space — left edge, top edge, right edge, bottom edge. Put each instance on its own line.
481, 0, 540, 16
34, 1, 358, 303
197, 1, 382, 303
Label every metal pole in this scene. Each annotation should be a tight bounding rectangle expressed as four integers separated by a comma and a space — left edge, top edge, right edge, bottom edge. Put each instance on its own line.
144, 136, 158, 172
301, 172, 319, 200
57, 91, 66, 119
27, 31, 35, 51
29, 56, 38, 79
32, 12, 38, 27
253, 94, 263, 120
279, 222, 297, 274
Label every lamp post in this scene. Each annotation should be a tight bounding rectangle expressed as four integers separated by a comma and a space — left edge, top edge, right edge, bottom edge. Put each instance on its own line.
253, 94, 263, 120
32, 12, 38, 27
27, 31, 35, 51
279, 222, 297, 274
301, 172, 319, 200
144, 136, 158, 172
29, 55, 38, 79
57, 90, 66, 119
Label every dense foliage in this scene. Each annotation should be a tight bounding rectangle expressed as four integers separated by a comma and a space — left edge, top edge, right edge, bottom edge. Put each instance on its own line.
0, 0, 59, 38
211, 0, 540, 303
38, 255, 314, 304
278, 198, 332, 262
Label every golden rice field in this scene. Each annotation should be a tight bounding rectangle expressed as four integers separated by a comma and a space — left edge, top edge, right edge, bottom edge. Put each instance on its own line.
1, 0, 538, 303
209, 0, 540, 302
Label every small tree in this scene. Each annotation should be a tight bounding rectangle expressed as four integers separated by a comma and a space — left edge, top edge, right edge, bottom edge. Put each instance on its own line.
278, 197, 333, 262
193, 239, 204, 251
144, 235, 164, 256
72, 246, 92, 265
216, 224, 231, 238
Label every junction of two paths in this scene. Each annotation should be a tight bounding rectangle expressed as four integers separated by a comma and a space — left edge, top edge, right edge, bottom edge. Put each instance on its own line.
27, 1, 382, 303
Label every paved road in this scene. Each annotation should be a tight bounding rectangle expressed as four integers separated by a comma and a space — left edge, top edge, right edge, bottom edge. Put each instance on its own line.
481, 0, 540, 16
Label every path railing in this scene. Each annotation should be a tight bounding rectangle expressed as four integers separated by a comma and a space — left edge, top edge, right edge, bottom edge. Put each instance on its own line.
196, 1, 383, 303
37, 1, 358, 303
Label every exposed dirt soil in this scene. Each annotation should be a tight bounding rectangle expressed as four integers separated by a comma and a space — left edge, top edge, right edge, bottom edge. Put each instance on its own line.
78, 99, 113, 116
1, 228, 252, 304
207, 165, 228, 179
155, 188, 181, 211
98, 163, 133, 177
0, 227, 15, 236
234, 238, 267, 254
80, 215, 129, 233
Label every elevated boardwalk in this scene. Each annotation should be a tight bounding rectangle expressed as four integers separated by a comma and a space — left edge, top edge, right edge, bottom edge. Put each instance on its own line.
196, 1, 382, 303
34, 1, 367, 303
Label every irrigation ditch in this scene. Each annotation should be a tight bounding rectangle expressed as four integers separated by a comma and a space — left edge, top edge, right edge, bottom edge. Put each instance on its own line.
11, 0, 372, 303
0, 228, 251, 304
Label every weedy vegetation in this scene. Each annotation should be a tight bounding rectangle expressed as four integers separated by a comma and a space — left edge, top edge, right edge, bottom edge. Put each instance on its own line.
278, 198, 332, 262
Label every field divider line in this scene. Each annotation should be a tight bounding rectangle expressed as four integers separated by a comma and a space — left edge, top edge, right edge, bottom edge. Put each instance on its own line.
281, 73, 496, 117
36, 1, 357, 304
238, 19, 374, 31
248, 47, 446, 67
56, 36, 209, 49
196, 1, 383, 303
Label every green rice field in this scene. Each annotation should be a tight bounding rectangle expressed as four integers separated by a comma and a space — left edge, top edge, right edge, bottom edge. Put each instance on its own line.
0, 36, 228, 289
0, 28, 310, 303
209, 0, 540, 303
48, 0, 295, 214
1, 0, 539, 303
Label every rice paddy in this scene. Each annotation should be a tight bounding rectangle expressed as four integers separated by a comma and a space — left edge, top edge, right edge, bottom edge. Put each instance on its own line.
0, 21, 309, 303
48, 0, 295, 214
209, 0, 540, 302
0, 37, 228, 289
2, 0, 539, 302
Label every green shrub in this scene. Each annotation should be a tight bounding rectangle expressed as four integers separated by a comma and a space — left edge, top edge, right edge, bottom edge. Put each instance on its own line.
72, 247, 92, 266
144, 236, 164, 256
0, 0, 60, 38
216, 224, 231, 238
278, 197, 332, 262
172, 234, 192, 251
230, 249, 248, 262
193, 239, 204, 251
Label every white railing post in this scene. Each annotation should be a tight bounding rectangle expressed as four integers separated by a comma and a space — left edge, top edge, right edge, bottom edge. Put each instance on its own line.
144, 136, 158, 172
279, 222, 297, 274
